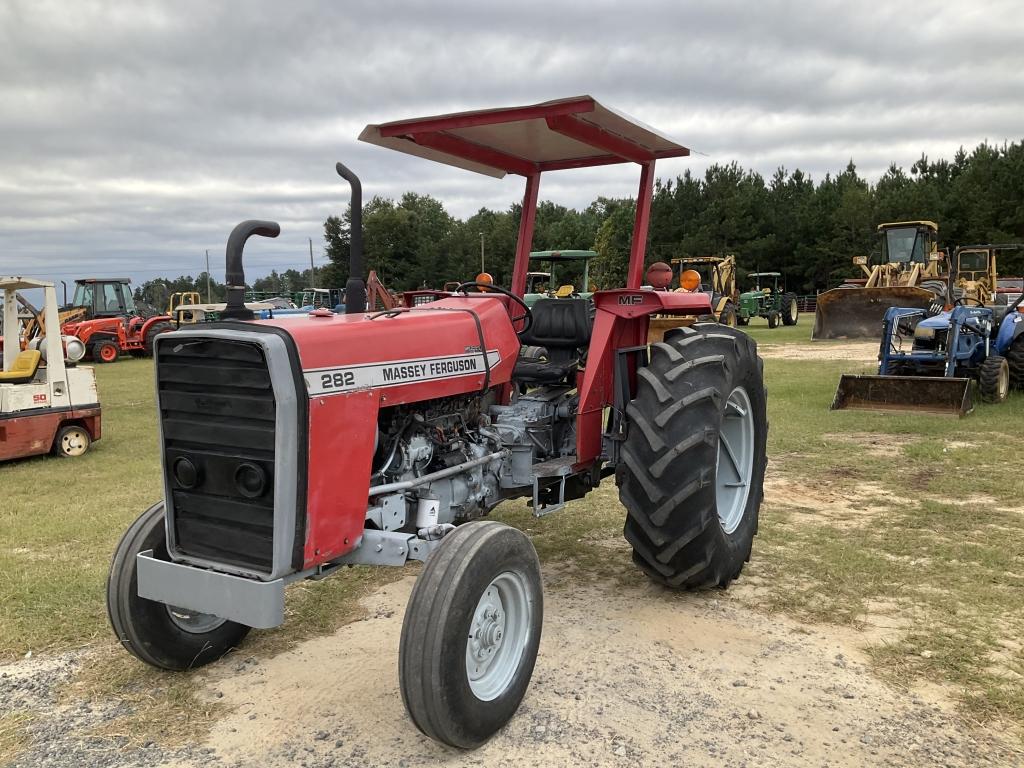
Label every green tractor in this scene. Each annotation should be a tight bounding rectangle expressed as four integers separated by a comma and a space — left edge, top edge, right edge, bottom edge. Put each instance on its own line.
737, 272, 799, 328
523, 250, 596, 307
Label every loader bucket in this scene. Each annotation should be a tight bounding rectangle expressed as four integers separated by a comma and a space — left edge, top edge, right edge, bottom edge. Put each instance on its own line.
830, 375, 973, 417
812, 286, 936, 340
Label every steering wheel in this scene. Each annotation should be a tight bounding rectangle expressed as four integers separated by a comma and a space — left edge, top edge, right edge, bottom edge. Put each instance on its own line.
455, 282, 533, 334
953, 296, 984, 307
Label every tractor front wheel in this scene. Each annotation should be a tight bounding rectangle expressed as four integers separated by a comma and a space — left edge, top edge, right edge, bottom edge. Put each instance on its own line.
93, 340, 120, 364
767, 312, 779, 329
617, 324, 767, 588
399, 521, 543, 749
781, 293, 799, 326
979, 355, 1010, 403
106, 502, 251, 670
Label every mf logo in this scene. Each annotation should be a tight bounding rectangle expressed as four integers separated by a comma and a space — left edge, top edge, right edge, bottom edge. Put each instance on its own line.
617, 295, 643, 305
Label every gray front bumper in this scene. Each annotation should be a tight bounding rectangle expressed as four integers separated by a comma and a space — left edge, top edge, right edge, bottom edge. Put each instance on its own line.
136, 551, 285, 629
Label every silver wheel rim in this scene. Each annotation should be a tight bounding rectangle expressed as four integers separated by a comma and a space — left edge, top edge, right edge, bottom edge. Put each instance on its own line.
60, 429, 88, 457
466, 571, 531, 701
717, 386, 755, 534
166, 605, 226, 634
998, 361, 1009, 400
790, 299, 798, 318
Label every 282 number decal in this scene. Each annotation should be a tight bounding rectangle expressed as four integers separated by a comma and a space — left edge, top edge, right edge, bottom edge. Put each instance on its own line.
320, 371, 355, 389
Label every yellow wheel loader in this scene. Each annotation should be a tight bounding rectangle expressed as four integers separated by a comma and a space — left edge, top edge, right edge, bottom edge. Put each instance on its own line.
831, 243, 1022, 416
812, 221, 947, 340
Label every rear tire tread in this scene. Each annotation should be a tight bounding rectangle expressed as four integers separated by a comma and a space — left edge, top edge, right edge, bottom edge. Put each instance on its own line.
618, 325, 767, 589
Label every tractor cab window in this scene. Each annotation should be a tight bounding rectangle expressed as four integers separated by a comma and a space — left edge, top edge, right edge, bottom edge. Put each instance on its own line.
957, 251, 988, 273
71, 283, 95, 309
99, 283, 124, 313
882, 227, 926, 264
121, 288, 137, 313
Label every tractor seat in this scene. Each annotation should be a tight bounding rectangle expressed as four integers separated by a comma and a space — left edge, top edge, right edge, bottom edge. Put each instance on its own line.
0, 349, 42, 384
513, 298, 592, 384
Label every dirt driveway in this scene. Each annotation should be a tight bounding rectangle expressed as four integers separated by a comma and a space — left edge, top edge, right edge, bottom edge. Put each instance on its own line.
6, 549, 1021, 768
164, 574, 1016, 768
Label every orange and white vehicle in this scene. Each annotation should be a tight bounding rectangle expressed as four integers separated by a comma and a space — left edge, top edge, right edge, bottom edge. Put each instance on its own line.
1, 277, 101, 461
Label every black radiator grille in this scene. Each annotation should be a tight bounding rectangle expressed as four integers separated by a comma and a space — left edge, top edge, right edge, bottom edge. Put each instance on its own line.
158, 337, 277, 573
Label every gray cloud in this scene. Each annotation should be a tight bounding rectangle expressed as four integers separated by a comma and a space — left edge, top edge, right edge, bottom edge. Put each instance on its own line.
0, 0, 1022, 288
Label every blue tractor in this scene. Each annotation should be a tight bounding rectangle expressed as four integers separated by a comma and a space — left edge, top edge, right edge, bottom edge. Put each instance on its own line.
832, 244, 1024, 416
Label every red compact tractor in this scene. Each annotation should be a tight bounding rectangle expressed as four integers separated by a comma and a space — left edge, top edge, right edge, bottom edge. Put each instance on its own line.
107, 97, 768, 748
61, 278, 174, 363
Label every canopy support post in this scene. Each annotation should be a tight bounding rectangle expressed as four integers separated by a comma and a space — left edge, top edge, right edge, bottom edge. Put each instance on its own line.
510, 173, 541, 297
626, 161, 655, 289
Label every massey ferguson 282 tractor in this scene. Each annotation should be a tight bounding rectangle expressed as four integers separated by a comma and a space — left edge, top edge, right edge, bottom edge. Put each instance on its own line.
107, 97, 768, 748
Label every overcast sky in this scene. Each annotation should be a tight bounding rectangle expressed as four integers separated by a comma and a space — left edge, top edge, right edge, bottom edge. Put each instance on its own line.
1, 0, 1022, 292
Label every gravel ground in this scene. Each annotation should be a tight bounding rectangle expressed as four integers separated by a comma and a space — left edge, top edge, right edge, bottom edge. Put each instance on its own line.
6, 572, 1020, 768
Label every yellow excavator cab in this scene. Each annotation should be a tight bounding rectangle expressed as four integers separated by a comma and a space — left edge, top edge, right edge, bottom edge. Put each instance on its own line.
813, 221, 946, 340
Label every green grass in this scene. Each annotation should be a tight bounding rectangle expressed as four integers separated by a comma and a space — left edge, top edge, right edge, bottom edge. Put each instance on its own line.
2, 322, 1023, 747
0, 358, 163, 659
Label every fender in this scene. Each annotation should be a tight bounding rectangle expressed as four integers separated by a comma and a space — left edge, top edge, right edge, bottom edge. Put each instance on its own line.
140, 315, 173, 335
995, 310, 1024, 354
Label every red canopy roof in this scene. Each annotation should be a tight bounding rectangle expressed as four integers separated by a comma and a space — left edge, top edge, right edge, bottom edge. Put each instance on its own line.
358, 95, 690, 178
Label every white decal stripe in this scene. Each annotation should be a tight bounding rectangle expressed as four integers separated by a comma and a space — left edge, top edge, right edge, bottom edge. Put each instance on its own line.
304, 350, 501, 396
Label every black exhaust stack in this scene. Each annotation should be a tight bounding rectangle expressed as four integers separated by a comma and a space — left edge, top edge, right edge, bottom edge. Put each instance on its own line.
336, 162, 365, 314
221, 220, 281, 320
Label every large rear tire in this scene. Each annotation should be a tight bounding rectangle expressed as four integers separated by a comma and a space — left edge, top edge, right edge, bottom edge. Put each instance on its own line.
143, 321, 174, 356
781, 293, 799, 326
717, 302, 737, 327
1006, 336, 1024, 389
618, 324, 767, 588
978, 355, 1009, 403
106, 502, 251, 670
399, 521, 542, 749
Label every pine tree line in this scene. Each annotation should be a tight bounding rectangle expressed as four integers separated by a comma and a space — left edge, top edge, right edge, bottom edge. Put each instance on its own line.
321, 140, 1024, 293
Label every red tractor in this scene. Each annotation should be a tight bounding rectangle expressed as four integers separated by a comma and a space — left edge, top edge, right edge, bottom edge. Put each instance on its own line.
61, 278, 174, 363
106, 97, 768, 748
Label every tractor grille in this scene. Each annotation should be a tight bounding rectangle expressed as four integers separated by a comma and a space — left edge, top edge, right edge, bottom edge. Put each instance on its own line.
157, 337, 278, 573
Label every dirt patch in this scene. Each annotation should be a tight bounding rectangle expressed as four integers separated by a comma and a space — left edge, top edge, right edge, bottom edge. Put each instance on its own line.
758, 341, 878, 362
147, 576, 1019, 768
764, 476, 908, 529
944, 440, 979, 451
823, 432, 917, 458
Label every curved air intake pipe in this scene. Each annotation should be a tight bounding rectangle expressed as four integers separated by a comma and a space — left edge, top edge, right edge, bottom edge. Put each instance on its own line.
336, 162, 366, 314
221, 220, 281, 320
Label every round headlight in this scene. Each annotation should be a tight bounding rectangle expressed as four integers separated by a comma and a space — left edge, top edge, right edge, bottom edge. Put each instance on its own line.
234, 462, 267, 498
172, 457, 200, 489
